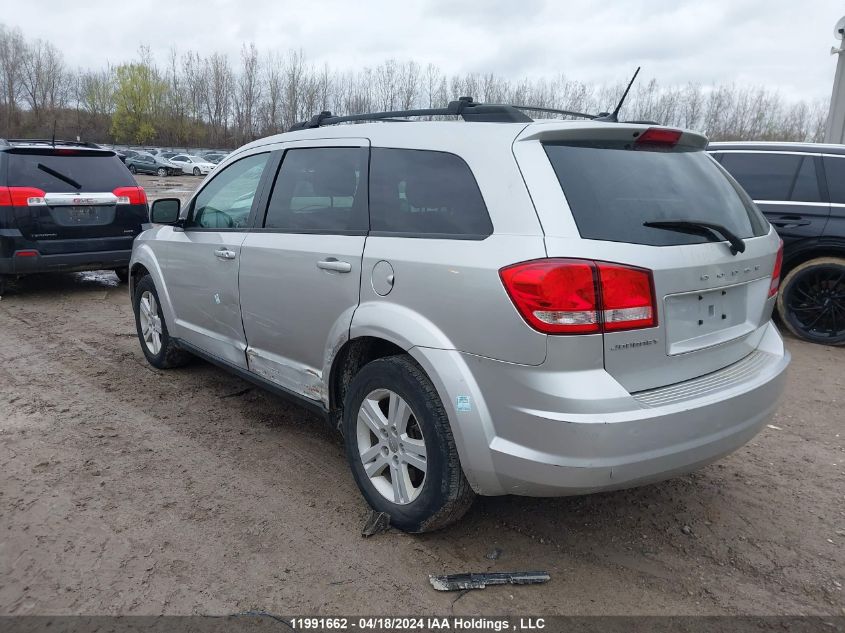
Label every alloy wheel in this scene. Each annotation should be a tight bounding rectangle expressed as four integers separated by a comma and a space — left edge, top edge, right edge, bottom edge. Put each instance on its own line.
138, 290, 163, 355
356, 389, 427, 505
784, 264, 845, 342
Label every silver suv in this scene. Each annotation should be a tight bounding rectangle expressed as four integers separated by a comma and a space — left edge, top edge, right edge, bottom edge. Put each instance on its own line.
129, 100, 790, 532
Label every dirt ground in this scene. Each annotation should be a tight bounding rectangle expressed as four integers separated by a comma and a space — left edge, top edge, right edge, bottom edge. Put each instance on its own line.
0, 174, 843, 616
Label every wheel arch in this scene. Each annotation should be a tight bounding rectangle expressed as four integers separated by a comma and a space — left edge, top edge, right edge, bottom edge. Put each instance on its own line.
328, 336, 407, 427
782, 238, 845, 276
129, 242, 178, 332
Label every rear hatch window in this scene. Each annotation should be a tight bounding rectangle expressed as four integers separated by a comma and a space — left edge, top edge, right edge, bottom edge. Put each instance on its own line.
6, 149, 134, 192
543, 141, 768, 246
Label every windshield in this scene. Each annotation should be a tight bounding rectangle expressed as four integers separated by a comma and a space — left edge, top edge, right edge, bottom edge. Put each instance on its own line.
543, 142, 768, 247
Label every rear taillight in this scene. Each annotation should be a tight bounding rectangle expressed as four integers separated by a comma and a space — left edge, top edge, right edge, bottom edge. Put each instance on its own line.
113, 186, 147, 205
15, 250, 39, 257
0, 186, 47, 206
769, 240, 784, 298
597, 263, 657, 331
500, 259, 657, 335
635, 127, 682, 147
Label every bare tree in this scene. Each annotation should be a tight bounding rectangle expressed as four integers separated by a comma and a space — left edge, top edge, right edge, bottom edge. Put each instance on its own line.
0, 25, 25, 132
19, 38, 67, 133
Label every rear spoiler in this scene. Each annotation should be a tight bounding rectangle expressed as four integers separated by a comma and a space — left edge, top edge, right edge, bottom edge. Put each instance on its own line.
515, 122, 709, 150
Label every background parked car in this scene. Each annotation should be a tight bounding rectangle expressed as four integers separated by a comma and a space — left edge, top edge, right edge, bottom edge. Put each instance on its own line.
169, 154, 216, 176
0, 139, 148, 294
201, 151, 229, 164
125, 151, 182, 177
710, 141, 845, 346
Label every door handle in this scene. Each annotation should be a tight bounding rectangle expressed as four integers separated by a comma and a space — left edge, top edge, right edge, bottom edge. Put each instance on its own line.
771, 215, 811, 228
317, 258, 352, 273
214, 248, 237, 260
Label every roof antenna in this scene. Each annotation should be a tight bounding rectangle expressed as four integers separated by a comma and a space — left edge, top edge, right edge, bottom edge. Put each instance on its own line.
595, 67, 641, 122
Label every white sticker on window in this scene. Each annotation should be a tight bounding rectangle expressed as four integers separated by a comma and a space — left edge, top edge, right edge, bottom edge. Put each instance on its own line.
456, 395, 472, 412
213, 293, 221, 304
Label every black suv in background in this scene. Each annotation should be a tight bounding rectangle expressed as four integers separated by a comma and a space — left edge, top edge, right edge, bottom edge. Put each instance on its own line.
0, 139, 148, 294
709, 142, 845, 345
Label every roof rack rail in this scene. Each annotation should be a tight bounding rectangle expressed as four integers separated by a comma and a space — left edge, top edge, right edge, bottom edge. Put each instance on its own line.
289, 97, 532, 131
511, 105, 597, 120
5, 139, 103, 149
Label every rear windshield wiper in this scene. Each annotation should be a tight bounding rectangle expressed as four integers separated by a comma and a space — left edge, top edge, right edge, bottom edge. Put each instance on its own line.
37, 163, 82, 190
643, 220, 746, 255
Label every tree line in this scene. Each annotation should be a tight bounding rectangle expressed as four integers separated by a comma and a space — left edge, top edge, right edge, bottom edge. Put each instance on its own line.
0, 23, 829, 150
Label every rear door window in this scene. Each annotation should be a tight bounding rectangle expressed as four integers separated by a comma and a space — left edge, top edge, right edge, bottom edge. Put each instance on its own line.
263, 147, 368, 233
823, 156, 845, 204
544, 142, 767, 247
369, 148, 492, 239
7, 150, 135, 191
718, 152, 807, 201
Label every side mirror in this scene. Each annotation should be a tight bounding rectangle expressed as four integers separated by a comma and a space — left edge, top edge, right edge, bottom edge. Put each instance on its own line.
150, 198, 181, 225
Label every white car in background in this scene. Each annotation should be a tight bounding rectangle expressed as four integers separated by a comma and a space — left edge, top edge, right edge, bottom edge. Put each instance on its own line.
169, 154, 216, 176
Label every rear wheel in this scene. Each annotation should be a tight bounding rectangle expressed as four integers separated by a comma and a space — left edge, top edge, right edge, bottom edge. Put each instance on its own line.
132, 275, 191, 368
777, 257, 845, 346
128, 164, 137, 174
342, 355, 474, 532
157, 167, 167, 177
0, 275, 8, 296
193, 167, 201, 176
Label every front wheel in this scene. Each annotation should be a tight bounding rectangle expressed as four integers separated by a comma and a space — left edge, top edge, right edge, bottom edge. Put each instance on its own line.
342, 355, 474, 532
777, 256, 845, 346
132, 275, 192, 368
128, 164, 137, 174
157, 167, 167, 177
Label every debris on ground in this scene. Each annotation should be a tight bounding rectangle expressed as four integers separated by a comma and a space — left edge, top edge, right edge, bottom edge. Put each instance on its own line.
361, 510, 390, 537
682, 525, 693, 536
766, 424, 783, 431
485, 547, 503, 560
429, 571, 550, 592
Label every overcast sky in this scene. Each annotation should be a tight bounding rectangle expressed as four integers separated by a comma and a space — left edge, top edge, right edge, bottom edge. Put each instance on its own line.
4, 0, 843, 102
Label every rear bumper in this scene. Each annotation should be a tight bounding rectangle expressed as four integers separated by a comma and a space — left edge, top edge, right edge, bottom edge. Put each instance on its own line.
413, 321, 790, 496
0, 249, 132, 275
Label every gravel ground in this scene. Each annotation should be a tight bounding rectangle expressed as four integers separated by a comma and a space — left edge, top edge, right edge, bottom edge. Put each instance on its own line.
0, 174, 842, 616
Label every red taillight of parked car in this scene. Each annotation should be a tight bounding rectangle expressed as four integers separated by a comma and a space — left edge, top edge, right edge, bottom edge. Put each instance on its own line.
500, 259, 657, 335
113, 186, 147, 205
769, 239, 784, 298
0, 186, 47, 206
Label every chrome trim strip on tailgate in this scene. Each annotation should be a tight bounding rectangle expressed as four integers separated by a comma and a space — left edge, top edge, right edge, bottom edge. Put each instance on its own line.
40, 193, 119, 206
632, 350, 771, 408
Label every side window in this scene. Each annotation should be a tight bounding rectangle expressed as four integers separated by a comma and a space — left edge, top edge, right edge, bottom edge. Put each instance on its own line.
719, 153, 802, 201
790, 157, 821, 203
824, 156, 845, 204
369, 148, 492, 238
189, 152, 269, 229
263, 147, 367, 232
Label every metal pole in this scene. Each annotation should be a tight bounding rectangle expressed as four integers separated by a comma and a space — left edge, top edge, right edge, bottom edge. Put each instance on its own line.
824, 17, 845, 144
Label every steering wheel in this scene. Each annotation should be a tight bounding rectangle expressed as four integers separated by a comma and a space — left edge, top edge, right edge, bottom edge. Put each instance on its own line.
198, 207, 234, 228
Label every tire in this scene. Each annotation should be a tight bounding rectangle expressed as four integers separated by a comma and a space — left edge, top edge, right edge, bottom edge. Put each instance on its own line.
128, 164, 137, 174
132, 275, 192, 368
193, 167, 201, 176
0, 275, 8, 296
342, 355, 474, 532
776, 256, 845, 346
157, 167, 167, 177
114, 268, 129, 283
